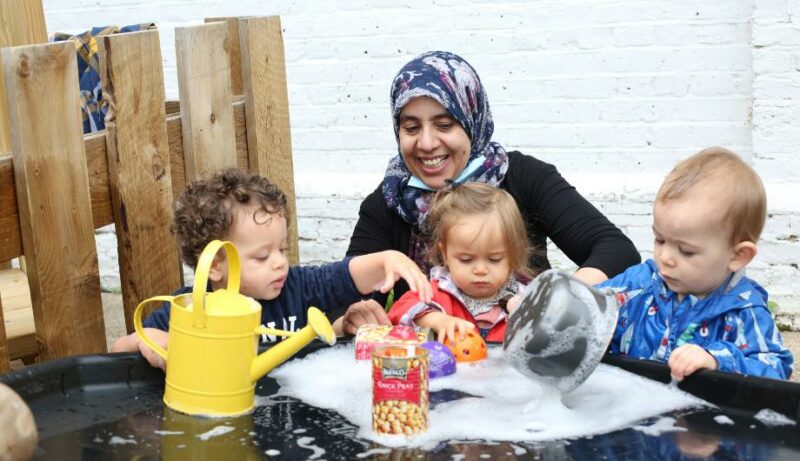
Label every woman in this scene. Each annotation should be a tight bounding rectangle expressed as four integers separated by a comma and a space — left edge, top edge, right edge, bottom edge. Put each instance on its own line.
339, 51, 640, 334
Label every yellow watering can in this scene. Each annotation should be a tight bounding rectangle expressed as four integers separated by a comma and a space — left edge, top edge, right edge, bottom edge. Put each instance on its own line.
134, 240, 336, 417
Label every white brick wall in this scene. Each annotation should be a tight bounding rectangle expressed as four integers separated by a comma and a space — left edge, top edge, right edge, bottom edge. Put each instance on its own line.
42, 0, 800, 326
752, 0, 800, 328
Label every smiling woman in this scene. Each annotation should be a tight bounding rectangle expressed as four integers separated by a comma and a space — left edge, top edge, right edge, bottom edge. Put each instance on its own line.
337, 51, 641, 335
396, 97, 472, 191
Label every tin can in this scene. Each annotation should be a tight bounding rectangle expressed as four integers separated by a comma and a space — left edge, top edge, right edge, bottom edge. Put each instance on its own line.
371, 346, 429, 435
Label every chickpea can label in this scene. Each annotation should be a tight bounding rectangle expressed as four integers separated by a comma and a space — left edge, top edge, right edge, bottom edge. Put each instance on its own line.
372, 347, 429, 435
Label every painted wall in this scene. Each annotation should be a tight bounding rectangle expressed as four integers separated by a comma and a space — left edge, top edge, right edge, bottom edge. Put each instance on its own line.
43, 0, 800, 327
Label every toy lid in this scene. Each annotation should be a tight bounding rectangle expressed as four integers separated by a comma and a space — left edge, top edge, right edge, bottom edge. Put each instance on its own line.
199, 289, 260, 316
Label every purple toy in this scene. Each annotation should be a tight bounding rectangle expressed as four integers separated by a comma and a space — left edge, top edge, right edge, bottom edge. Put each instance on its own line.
420, 341, 457, 379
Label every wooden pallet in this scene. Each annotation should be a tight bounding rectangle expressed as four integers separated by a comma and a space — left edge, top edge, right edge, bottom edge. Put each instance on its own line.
0, 11, 297, 371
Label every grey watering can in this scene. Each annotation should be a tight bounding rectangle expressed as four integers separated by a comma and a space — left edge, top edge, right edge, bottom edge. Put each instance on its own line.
503, 269, 619, 393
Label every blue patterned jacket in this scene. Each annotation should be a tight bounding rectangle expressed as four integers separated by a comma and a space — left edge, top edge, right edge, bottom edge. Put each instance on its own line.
598, 260, 793, 379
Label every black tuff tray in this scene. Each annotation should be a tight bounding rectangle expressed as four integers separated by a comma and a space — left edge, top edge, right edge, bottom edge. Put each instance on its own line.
3, 342, 800, 460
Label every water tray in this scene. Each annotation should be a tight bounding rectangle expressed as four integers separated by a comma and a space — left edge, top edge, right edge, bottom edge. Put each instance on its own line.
2, 343, 800, 460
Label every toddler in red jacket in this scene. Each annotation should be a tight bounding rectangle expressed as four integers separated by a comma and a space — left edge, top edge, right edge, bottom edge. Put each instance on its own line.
388, 182, 534, 343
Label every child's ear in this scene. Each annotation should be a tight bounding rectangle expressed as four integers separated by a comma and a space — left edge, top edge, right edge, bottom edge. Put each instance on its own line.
438, 242, 450, 266
208, 256, 226, 283
728, 241, 757, 273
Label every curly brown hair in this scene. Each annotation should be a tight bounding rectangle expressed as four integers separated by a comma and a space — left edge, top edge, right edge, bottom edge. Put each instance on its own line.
172, 168, 288, 268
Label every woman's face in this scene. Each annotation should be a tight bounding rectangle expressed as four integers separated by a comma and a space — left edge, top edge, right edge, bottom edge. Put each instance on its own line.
397, 97, 471, 190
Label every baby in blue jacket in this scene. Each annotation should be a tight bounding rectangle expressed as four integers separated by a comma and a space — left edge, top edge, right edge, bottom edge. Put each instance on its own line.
599, 147, 792, 380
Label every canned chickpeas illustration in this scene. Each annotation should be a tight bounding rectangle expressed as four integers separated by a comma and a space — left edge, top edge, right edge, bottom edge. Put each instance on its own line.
371, 346, 429, 435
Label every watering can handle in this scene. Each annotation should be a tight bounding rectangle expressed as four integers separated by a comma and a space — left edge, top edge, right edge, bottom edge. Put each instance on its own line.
192, 240, 241, 329
133, 296, 175, 360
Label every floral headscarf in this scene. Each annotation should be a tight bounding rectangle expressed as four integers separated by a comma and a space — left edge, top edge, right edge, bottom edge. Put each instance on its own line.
382, 51, 509, 227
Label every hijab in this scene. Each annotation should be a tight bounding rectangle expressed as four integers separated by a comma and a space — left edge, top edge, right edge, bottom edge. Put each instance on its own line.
381, 51, 509, 227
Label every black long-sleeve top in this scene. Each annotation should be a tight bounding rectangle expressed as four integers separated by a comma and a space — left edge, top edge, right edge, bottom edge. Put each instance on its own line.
346, 151, 641, 302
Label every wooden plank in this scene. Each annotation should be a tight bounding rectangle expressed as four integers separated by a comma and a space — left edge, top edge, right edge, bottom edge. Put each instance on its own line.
0, 274, 8, 372
0, 0, 47, 44
0, 99, 249, 263
239, 16, 299, 264
205, 17, 243, 96
84, 131, 114, 228
103, 30, 182, 333
0, 2, 43, 267
2, 41, 106, 358
175, 22, 237, 181
0, 0, 47, 153
165, 100, 180, 115
0, 154, 21, 262
233, 96, 250, 171
0, 268, 35, 359
166, 112, 186, 199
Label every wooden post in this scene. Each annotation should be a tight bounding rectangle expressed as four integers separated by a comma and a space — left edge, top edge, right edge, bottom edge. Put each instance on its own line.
2, 41, 106, 358
0, 292, 8, 371
0, 0, 46, 275
0, 0, 47, 154
239, 16, 299, 264
103, 30, 182, 332
0, 156, 20, 261
175, 22, 237, 181
205, 17, 243, 96
0, 267, 35, 360
0, 154, 16, 366
0, 0, 47, 242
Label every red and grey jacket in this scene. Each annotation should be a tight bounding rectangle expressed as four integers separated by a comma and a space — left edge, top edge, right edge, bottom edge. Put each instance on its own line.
388, 266, 526, 343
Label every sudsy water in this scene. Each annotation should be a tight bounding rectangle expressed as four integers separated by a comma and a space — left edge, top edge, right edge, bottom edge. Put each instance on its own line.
268, 343, 706, 449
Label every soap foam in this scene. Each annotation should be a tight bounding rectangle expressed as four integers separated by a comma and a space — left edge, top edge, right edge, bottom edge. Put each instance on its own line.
754, 409, 796, 426
268, 343, 705, 448
714, 415, 735, 425
632, 416, 687, 436
196, 426, 235, 441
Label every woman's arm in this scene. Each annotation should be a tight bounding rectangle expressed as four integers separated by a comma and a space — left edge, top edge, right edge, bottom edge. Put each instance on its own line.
346, 185, 403, 257
338, 185, 414, 335
574, 267, 609, 285
505, 152, 641, 279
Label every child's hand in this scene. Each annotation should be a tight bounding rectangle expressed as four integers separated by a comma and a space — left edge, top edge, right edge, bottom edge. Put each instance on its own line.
416, 311, 475, 344
111, 329, 169, 370
379, 251, 432, 303
506, 294, 523, 313
668, 344, 717, 381
337, 300, 392, 336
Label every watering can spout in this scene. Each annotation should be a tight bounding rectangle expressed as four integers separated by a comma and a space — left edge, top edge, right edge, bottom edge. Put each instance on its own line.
251, 307, 337, 382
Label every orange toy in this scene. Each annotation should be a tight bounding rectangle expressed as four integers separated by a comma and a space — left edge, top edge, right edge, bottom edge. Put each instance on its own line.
444, 331, 487, 362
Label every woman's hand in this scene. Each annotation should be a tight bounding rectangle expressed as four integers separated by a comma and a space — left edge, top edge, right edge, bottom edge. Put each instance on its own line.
574, 267, 608, 285
668, 344, 717, 381
338, 299, 391, 336
505, 294, 523, 314
415, 311, 475, 344
111, 329, 169, 370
